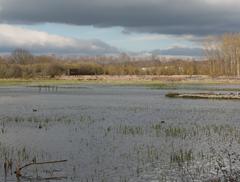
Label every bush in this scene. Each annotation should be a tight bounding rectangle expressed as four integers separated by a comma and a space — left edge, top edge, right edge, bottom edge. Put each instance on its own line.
5, 65, 22, 78
45, 63, 65, 78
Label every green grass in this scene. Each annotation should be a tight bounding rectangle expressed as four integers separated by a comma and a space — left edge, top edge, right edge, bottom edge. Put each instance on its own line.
1, 77, 240, 90
0, 78, 165, 86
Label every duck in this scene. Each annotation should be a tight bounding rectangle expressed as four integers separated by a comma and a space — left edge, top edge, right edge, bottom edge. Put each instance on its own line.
32, 109, 38, 112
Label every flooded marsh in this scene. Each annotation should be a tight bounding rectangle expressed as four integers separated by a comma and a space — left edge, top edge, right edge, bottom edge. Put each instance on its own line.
0, 84, 240, 181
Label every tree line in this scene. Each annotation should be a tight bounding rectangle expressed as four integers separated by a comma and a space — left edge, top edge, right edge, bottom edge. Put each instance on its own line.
8, 39, 240, 78
0, 49, 211, 78
204, 33, 240, 76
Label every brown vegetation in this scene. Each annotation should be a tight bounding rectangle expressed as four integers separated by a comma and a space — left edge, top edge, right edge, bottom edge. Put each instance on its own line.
0, 49, 211, 79
2, 34, 240, 79
166, 92, 240, 100
205, 33, 240, 76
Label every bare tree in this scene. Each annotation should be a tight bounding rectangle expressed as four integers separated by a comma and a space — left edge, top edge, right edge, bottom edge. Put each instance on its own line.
204, 33, 240, 77
10, 49, 34, 64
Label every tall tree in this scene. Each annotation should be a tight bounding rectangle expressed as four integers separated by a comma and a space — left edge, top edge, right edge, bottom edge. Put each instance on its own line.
11, 49, 34, 65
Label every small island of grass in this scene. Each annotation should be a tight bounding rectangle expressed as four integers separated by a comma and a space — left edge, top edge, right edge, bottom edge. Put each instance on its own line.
166, 92, 240, 100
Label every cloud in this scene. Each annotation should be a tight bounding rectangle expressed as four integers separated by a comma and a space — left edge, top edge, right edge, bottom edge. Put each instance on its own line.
0, 24, 119, 55
0, 0, 240, 35
151, 46, 204, 57
129, 34, 168, 41
128, 34, 204, 43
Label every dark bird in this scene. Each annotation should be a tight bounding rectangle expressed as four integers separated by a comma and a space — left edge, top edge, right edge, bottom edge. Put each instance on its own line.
32, 109, 38, 112
38, 124, 42, 129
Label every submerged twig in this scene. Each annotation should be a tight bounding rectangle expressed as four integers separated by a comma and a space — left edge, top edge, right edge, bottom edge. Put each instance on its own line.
14, 159, 67, 177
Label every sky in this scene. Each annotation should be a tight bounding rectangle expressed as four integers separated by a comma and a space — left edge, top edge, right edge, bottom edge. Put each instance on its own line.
0, 0, 239, 57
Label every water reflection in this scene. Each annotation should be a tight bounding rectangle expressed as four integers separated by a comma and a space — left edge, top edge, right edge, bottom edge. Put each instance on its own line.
38, 86, 58, 93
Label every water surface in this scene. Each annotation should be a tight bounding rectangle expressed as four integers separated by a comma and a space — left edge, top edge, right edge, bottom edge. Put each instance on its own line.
0, 84, 240, 181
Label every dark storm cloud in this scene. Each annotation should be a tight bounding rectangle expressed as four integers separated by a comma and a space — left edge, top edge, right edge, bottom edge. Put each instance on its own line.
0, 0, 239, 35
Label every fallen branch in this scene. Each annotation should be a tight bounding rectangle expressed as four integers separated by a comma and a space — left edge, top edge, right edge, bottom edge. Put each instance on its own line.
14, 159, 67, 177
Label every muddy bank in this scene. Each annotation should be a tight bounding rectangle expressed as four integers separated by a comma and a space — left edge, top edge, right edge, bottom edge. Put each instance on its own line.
60, 75, 200, 81
166, 92, 240, 100
2, 75, 240, 86
58, 75, 240, 85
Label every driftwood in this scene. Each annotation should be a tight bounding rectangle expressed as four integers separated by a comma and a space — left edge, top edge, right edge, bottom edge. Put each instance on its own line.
15, 159, 67, 177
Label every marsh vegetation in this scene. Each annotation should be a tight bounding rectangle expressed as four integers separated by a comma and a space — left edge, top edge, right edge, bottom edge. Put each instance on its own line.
0, 84, 240, 181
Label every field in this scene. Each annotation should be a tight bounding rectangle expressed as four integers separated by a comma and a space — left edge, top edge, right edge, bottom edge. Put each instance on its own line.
0, 79, 240, 181
2, 75, 240, 86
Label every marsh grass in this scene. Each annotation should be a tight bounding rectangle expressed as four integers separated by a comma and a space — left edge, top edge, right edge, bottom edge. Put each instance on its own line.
1, 112, 240, 181
101, 122, 240, 181
170, 149, 194, 164
116, 125, 144, 136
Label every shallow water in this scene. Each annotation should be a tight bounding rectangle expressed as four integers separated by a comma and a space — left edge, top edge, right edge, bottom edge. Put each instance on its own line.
0, 84, 240, 181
